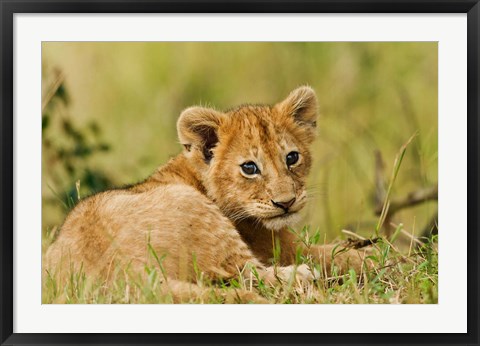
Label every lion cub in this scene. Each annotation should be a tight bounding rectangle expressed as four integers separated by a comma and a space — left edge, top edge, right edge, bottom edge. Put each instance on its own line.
46, 86, 368, 299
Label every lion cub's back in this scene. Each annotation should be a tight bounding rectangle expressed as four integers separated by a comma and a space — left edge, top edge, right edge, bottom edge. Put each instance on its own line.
44, 184, 240, 280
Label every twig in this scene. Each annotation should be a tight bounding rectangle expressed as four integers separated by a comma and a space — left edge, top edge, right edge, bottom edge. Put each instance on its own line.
341, 229, 366, 240
344, 237, 380, 249
375, 185, 438, 216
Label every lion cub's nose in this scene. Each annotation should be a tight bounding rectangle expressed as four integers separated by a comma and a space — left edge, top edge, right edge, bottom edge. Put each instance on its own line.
272, 197, 296, 211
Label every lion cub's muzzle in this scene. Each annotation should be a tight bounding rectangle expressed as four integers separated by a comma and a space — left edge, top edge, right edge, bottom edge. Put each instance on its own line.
271, 197, 296, 213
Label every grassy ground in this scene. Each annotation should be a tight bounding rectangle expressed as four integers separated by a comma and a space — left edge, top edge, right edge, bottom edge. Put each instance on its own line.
42, 230, 438, 304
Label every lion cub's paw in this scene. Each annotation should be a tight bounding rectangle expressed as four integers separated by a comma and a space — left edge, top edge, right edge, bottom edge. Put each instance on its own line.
261, 264, 319, 285
295, 263, 321, 282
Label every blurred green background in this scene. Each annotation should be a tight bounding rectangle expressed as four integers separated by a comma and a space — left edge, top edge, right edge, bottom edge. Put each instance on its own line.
42, 42, 437, 242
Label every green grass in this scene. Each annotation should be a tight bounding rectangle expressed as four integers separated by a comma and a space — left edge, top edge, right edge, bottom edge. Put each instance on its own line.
42, 232, 438, 304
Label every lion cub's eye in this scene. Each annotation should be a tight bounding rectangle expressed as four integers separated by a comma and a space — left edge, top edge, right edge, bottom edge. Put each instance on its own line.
286, 151, 299, 166
240, 161, 260, 175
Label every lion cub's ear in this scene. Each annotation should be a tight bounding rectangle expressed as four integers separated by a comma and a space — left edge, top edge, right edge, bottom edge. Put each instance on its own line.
177, 106, 225, 163
276, 86, 318, 129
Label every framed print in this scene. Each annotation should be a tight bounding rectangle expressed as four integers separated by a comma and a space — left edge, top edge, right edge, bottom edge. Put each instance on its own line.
1, 1, 479, 345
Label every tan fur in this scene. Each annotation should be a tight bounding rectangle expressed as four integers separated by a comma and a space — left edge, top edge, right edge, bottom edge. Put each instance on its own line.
45, 86, 369, 302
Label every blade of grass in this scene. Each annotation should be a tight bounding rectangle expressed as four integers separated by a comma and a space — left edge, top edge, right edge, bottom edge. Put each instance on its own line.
375, 133, 417, 236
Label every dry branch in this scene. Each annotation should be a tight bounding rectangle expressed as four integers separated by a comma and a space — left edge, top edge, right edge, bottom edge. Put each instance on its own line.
374, 150, 438, 237
374, 185, 438, 216
344, 237, 380, 249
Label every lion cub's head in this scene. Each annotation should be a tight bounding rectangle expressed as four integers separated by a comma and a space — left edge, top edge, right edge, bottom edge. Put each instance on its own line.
177, 86, 318, 230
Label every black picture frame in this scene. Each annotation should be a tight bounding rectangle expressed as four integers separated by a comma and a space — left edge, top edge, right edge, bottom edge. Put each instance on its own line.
1, 1, 479, 345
